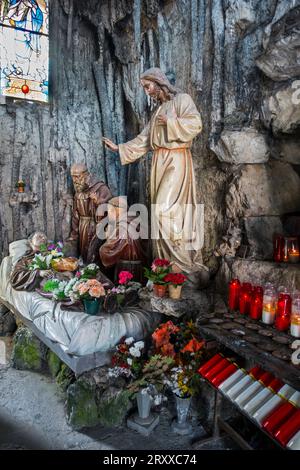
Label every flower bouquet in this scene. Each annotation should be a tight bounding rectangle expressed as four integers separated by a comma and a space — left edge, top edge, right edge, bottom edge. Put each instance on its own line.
28, 241, 64, 271
76, 263, 100, 280
104, 271, 141, 312
144, 258, 171, 297
163, 272, 187, 300
108, 337, 145, 379
72, 278, 106, 315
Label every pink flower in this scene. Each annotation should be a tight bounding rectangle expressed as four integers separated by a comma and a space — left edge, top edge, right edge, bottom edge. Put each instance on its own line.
118, 271, 133, 285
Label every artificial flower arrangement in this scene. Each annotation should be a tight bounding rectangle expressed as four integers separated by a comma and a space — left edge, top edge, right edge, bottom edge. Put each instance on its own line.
108, 319, 206, 399
152, 319, 205, 398
28, 241, 64, 271
42, 263, 107, 303
144, 258, 171, 284
163, 272, 187, 300
108, 337, 145, 379
105, 271, 142, 311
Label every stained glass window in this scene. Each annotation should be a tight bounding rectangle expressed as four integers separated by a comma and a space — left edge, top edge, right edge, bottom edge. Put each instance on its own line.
0, 1, 49, 103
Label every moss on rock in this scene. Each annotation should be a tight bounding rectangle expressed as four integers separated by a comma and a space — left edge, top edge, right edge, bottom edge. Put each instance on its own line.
97, 388, 132, 427
56, 363, 75, 392
47, 351, 62, 378
66, 379, 99, 429
11, 326, 47, 371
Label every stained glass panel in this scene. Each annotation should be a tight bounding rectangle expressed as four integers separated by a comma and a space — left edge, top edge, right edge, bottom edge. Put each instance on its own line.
0, 1, 49, 103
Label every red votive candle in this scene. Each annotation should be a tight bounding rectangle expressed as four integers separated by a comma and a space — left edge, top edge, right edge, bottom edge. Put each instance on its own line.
273, 234, 284, 262
239, 283, 252, 315
228, 278, 240, 311
198, 354, 223, 376
274, 409, 300, 447
275, 293, 292, 332
262, 401, 296, 435
250, 286, 263, 320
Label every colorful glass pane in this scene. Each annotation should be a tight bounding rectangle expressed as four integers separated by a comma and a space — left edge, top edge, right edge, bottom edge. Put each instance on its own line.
0, 1, 49, 103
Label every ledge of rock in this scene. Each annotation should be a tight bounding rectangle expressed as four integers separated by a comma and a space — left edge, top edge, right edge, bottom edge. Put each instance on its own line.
138, 287, 211, 318
216, 258, 300, 299
261, 84, 300, 135
213, 129, 269, 164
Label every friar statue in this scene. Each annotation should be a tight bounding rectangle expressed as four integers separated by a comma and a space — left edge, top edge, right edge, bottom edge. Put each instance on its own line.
103, 68, 208, 282
99, 196, 148, 274
10, 232, 52, 291
66, 163, 112, 263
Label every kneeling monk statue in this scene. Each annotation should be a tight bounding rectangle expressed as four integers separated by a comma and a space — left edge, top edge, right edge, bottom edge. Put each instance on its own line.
66, 163, 112, 263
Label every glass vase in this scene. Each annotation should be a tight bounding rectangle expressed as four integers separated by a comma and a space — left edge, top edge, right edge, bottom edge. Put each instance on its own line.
171, 394, 192, 435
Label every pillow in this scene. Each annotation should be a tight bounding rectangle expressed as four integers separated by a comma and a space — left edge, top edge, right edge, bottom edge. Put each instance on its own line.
9, 239, 30, 265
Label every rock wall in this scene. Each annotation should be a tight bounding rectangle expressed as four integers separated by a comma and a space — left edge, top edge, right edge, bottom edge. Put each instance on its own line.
0, 0, 300, 275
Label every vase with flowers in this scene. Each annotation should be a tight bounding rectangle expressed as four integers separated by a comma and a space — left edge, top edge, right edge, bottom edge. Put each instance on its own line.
163, 273, 187, 300
144, 258, 171, 297
72, 278, 106, 315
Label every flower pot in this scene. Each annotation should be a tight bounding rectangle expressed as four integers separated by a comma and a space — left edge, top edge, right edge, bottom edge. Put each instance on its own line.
83, 298, 101, 315
153, 284, 167, 297
171, 394, 192, 435
169, 284, 182, 300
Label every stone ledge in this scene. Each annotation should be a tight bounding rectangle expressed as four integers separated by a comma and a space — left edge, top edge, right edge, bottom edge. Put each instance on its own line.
138, 287, 211, 318
216, 257, 300, 299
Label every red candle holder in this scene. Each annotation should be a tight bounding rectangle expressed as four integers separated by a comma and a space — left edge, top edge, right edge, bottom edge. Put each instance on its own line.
273, 234, 284, 262
275, 293, 292, 332
239, 282, 252, 315
249, 286, 263, 320
228, 279, 240, 311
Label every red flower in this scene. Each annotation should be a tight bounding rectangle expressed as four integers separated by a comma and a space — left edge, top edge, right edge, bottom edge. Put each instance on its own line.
181, 338, 205, 354
163, 273, 187, 285
118, 270, 133, 285
151, 258, 171, 272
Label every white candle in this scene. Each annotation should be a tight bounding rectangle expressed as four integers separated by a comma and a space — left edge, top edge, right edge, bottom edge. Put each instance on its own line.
262, 310, 275, 325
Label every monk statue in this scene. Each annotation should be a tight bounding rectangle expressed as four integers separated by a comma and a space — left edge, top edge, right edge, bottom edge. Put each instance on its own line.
66, 163, 112, 264
103, 68, 208, 282
10, 232, 53, 291
98, 196, 148, 281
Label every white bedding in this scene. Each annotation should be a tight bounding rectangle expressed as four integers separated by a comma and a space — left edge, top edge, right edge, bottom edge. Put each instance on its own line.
0, 240, 160, 356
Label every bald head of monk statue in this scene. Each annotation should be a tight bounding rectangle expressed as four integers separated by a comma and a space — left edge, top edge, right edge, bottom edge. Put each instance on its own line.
28, 231, 48, 253
70, 163, 90, 193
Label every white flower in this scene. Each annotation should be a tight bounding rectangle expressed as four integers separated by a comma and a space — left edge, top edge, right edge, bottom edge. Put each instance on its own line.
129, 346, 141, 358
127, 358, 133, 366
86, 263, 98, 271
134, 341, 144, 350
125, 337, 135, 345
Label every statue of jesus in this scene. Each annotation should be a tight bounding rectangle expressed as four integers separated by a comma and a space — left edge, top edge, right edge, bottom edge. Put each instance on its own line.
103, 68, 207, 277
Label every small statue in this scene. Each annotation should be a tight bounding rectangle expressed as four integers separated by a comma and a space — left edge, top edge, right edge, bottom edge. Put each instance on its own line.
10, 232, 52, 291
66, 163, 112, 264
99, 196, 148, 279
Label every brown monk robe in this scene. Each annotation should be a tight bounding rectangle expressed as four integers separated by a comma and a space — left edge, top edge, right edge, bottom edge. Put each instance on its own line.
67, 163, 112, 263
99, 197, 148, 271
10, 232, 52, 291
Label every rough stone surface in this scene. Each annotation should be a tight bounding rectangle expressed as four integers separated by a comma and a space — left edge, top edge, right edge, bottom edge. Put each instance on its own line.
139, 287, 211, 318
11, 326, 48, 372
261, 84, 300, 135
216, 258, 300, 297
0, 311, 17, 336
66, 367, 133, 430
270, 137, 300, 165
226, 162, 300, 220
256, 6, 300, 81
213, 129, 270, 164
244, 216, 283, 260
47, 351, 63, 378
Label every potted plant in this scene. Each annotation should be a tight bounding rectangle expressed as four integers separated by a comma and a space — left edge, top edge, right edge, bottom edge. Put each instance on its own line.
144, 258, 171, 297
163, 272, 187, 300
72, 278, 106, 315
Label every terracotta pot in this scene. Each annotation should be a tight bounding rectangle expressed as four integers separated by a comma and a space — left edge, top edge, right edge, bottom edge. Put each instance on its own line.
169, 284, 182, 300
153, 284, 167, 297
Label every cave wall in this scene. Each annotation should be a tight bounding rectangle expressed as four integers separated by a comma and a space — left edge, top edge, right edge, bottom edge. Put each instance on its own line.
1, 0, 300, 275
